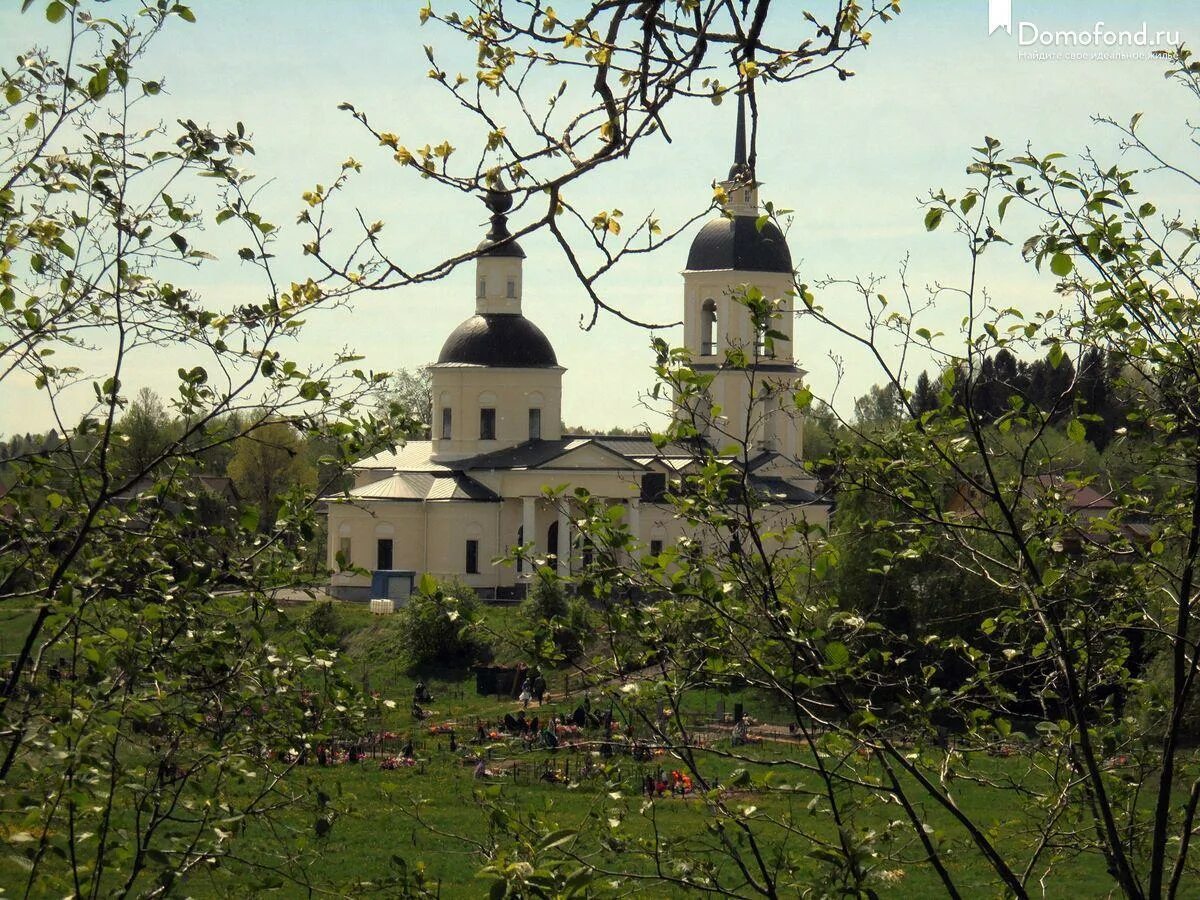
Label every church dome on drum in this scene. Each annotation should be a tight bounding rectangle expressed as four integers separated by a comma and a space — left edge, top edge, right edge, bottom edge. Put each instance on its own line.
437, 313, 558, 368
685, 216, 792, 274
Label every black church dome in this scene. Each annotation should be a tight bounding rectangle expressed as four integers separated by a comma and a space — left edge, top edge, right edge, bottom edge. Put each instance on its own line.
437, 314, 558, 367
685, 216, 793, 274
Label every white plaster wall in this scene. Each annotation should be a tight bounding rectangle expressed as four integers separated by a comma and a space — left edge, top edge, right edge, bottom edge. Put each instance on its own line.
682, 270, 795, 361
430, 365, 564, 460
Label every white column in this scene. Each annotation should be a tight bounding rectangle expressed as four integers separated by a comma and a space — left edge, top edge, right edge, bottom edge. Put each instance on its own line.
522, 496, 537, 576
626, 499, 641, 567
627, 499, 641, 544
557, 506, 570, 577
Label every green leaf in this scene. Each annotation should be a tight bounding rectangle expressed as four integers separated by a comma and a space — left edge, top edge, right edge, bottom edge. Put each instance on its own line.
1049, 252, 1073, 276
824, 641, 850, 669
726, 768, 751, 787
239, 506, 260, 532
87, 69, 110, 99
4, 84, 20, 105
537, 829, 577, 852
923, 208, 944, 232
175, 4, 196, 22
1067, 419, 1086, 443
997, 195, 1013, 222
45, 1, 67, 23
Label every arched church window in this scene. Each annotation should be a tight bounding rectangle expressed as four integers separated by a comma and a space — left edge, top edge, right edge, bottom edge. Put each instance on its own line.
441, 407, 452, 440
702, 299, 717, 356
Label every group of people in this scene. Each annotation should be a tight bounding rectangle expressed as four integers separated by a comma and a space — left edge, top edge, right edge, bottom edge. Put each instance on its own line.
518, 673, 548, 708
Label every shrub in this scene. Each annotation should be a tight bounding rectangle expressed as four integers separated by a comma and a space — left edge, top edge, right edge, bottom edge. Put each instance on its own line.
519, 571, 593, 665
305, 600, 353, 647
395, 574, 490, 672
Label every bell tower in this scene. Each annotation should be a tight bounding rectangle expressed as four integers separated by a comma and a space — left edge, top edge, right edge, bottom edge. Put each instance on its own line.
681, 94, 806, 462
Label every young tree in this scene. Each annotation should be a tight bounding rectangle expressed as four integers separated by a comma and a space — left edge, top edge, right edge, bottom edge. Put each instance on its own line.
378, 366, 433, 439
112, 387, 173, 480
0, 5, 402, 893
226, 420, 317, 529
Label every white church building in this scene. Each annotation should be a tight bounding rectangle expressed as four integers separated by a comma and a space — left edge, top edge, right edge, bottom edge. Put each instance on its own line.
326, 105, 831, 601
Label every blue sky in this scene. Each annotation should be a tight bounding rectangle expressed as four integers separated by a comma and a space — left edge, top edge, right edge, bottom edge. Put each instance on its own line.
3, 1, 1200, 435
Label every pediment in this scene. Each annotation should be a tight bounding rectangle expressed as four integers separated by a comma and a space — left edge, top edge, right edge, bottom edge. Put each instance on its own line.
537, 441, 645, 471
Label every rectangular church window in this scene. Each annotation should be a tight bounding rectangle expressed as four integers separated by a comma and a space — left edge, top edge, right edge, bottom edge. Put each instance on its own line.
465, 539, 479, 574
480, 408, 496, 440
528, 408, 541, 440
640, 473, 667, 502
441, 407, 452, 439
377, 538, 393, 570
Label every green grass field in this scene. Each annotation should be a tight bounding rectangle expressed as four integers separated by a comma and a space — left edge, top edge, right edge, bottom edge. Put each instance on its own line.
178, 724, 1127, 897
0, 599, 1193, 897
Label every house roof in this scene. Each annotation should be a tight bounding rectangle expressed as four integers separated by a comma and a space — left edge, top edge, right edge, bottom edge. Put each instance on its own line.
356, 435, 703, 474
1032, 475, 1116, 510
112, 473, 238, 503
344, 436, 827, 507
356, 441, 447, 472
748, 476, 825, 505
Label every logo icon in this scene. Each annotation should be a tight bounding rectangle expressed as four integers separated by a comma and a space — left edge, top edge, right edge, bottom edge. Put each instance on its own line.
989, 0, 1012, 35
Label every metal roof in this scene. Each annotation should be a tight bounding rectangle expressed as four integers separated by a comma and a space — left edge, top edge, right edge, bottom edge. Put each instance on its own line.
437, 313, 558, 367
685, 215, 793, 274
356, 441, 447, 472
747, 476, 828, 505
345, 471, 499, 502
